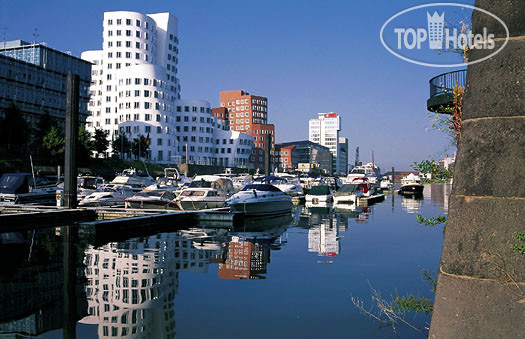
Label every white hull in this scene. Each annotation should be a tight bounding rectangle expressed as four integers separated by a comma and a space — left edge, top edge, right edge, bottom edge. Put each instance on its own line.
305, 194, 333, 203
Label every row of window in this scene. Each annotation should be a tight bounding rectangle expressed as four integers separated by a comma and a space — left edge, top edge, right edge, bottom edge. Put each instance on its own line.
220, 98, 267, 106
107, 30, 152, 40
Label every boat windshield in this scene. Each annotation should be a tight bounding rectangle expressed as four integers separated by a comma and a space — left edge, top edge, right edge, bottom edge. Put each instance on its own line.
96, 186, 116, 193
337, 184, 360, 193
78, 177, 99, 189
309, 185, 331, 195
350, 168, 366, 174
181, 190, 206, 197
241, 184, 282, 192
135, 191, 164, 197
189, 180, 213, 188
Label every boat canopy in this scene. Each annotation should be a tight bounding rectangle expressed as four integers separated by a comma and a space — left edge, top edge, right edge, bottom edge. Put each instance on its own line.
0, 173, 52, 194
334, 184, 360, 196
254, 175, 287, 183
241, 184, 282, 192
308, 185, 331, 196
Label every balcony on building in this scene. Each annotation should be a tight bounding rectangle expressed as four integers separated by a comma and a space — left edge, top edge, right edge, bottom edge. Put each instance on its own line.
427, 69, 467, 114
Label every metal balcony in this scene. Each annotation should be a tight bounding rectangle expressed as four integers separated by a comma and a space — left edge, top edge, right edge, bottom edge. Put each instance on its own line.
427, 69, 467, 114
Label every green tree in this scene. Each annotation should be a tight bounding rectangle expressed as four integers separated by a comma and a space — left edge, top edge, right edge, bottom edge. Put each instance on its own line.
0, 102, 29, 153
111, 134, 131, 159
32, 112, 57, 155
77, 126, 94, 163
93, 128, 109, 158
412, 159, 453, 183
43, 126, 65, 164
131, 135, 149, 159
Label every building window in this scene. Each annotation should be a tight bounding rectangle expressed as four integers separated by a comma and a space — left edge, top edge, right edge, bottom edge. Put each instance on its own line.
108, 19, 113, 25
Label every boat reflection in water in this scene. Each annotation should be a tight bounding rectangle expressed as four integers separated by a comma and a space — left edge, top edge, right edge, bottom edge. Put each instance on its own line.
400, 194, 424, 214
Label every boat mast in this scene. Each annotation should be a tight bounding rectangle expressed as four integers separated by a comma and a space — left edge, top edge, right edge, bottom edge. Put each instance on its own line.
30, 155, 37, 189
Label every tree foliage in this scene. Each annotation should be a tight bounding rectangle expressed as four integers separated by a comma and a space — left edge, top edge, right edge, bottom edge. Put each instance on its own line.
0, 102, 29, 152
43, 126, 65, 164
111, 134, 131, 159
93, 128, 109, 157
131, 135, 150, 159
412, 159, 453, 182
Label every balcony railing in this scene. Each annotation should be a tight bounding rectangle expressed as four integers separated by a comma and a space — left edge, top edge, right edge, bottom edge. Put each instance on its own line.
429, 69, 467, 98
427, 69, 467, 114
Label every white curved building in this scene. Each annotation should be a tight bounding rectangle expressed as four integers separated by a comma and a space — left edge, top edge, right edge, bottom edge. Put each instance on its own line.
82, 11, 181, 160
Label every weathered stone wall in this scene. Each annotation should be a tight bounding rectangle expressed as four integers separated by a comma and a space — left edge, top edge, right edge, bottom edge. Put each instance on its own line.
429, 1, 525, 337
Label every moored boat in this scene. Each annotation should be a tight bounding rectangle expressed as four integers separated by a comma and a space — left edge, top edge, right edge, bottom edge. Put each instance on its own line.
333, 183, 364, 205
305, 185, 333, 204
110, 168, 156, 192
125, 190, 178, 209
399, 173, 424, 195
0, 173, 57, 205
175, 175, 234, 210
226, 184, 292, 217
78, 184, 134, 207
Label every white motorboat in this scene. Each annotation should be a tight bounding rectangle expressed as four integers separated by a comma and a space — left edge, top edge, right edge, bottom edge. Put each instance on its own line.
345, 163, 380, 184
78, 184, 134, 207
333, 183, 364, 205
110, 168, 156, 192
77, 175, 105, 201
379, 176, 393, 190
305, 185, 333, 204
226, 184, 292, 217
399, 173, 424, 195
175, 175, 234, 210
125, 189, 178, 209
254, 175, 304, 197
231, 174, 253, 192
0, 173, 57, 205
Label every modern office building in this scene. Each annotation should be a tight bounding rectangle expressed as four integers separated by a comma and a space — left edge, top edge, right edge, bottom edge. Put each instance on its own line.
0, 40, 92, 129
81, 11, 181, 159
338, 137, 349, 175
214, 127, 254, 168
216, 90, 275, 169
276, 140, 332, 174
309, 112, 345, 175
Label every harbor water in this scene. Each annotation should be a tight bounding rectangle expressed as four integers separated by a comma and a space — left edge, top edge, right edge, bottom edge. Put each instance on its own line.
0, 184, 451, 338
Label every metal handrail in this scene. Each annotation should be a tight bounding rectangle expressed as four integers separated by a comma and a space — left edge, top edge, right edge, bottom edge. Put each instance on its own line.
429, 69, 467, 97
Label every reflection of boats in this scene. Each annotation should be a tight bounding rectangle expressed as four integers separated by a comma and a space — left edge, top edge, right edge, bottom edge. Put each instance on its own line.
305, 185, 333, 204
175, 175, 234, 210
226, 184, 292, 217
78, 184, 134, 207
399, 173, 424, 195
125, 190, 178, 209
254, 175, 304, 197
401, 195, 423, 213
0, 173, 57, 205
110, 168, 156, 192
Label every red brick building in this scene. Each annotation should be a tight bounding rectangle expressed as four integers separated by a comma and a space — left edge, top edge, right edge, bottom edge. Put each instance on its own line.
213, 90, 275, 169
275, 144, 296, 172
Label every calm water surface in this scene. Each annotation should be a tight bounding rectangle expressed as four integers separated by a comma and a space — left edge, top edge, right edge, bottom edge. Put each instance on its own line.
0, 184, 451, 338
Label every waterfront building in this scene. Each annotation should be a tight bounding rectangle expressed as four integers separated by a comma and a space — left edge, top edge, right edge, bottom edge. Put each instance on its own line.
0, 40, 91, 130
309, 112, 346, 175
275, 140, 332, 175
81, 11, 181, 159
215, 90, 275, 169
214, 127, 255, 168
338, 137, 349, 175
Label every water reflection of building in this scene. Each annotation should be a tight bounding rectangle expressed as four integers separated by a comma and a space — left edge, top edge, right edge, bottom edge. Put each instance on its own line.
429, 183, 452, 211
218, 221, 287, 280
80, 232, 216, 338
0, 229, 87, 337
305, 206, 349, 257
218, 237, 270, 280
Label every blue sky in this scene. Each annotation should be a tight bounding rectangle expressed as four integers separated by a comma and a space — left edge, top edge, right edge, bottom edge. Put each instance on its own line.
0, 0, 472, 170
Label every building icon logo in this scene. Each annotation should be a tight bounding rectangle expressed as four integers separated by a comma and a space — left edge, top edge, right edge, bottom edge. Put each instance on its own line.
427, 11, 445, 49
380, 3, 508, 67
